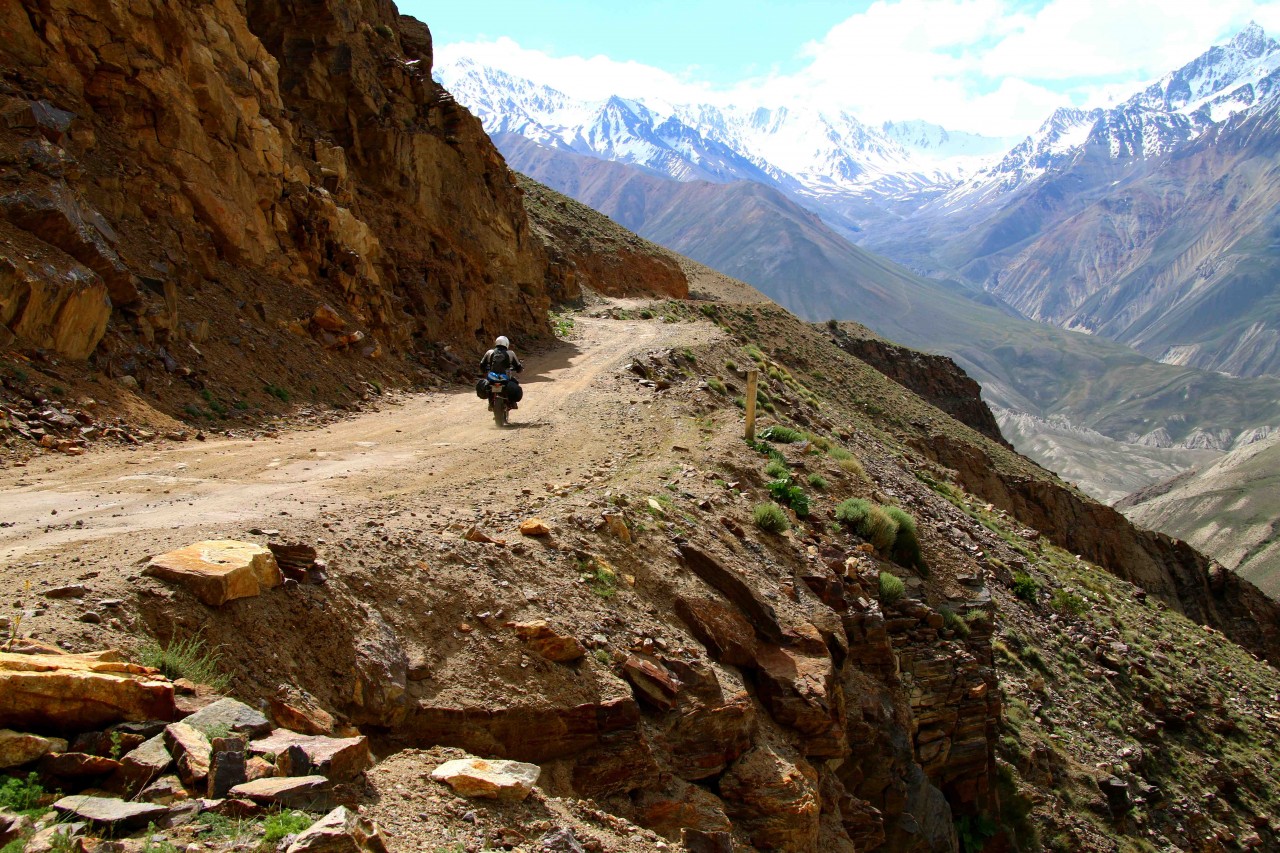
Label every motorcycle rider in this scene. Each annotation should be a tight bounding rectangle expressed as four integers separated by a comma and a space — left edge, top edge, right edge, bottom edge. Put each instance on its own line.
480, 335, 524, 410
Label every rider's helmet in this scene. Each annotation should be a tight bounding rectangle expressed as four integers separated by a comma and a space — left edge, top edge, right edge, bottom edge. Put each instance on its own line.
495, 336, 510, 348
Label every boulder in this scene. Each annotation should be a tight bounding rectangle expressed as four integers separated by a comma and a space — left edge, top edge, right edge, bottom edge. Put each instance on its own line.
285, 805, 388, 853
510, 621, 586, 663
0, 651, 175, 732
138, 774, 190, 804
182, 697, 272, 737
21, 822, 87, 853
229, 775, 330, 809
621, 655, 682, 711
0, 811, 34, 846
38, 751, 120, 778
248, 730, 372, 782
430, 757, 541, 802
269, 692, 336, 736
518, 518, 552, 536
0, 728, 58, 768
112, 734, 172, 792
208, 735, 247, 798
164, 722, 212, 787
53, 794, 168, 829
144, 540, 283, 605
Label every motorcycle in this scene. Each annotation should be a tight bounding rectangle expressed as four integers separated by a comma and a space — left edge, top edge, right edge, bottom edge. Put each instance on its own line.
485, 370, 520, 427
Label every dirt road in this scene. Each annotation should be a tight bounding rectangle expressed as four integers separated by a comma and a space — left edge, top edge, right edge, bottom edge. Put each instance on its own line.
0, 312, 719, 567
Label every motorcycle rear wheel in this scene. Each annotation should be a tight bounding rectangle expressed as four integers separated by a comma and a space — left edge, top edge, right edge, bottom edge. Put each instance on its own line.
493, 397, 507, 427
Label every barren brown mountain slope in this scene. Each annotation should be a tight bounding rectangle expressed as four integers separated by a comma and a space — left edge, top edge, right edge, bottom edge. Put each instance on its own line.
4, 296, 1280, 851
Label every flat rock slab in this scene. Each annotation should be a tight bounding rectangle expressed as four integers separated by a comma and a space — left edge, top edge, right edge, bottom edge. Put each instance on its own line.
183, 697, 271, 737
0, 651, 175, 732
430, 757, 541, 802
53, 794, 168, 828
230, 775, 330, 809
286, 805, 388, 853
249, 730, 372, 782
144, 540, 283, 606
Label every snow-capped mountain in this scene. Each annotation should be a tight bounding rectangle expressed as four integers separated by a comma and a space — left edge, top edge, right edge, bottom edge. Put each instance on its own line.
948, 22, 1280, 205
434, 58, 1006, 217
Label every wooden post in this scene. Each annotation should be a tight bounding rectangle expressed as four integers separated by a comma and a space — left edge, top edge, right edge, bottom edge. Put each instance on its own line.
744, 369, 759, 442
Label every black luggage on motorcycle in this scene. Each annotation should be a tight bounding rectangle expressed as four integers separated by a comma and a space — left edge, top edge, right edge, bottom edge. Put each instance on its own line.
506, 378, 523, 403
475, 378, 490, 399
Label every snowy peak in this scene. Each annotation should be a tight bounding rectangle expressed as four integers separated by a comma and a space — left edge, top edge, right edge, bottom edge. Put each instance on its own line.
1132, 20, 1280, 121
433, 56, 995, 208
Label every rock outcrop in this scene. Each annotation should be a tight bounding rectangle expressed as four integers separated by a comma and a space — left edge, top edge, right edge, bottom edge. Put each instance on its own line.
830, 322, 1010, 448
1, 0, 557, 390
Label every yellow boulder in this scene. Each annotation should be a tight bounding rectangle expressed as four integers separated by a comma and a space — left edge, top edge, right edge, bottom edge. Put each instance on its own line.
144, 540, 283, 606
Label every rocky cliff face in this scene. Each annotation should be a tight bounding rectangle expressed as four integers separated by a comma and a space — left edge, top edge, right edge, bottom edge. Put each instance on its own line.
827, 322, 1010, 448
1, 0, 562, 399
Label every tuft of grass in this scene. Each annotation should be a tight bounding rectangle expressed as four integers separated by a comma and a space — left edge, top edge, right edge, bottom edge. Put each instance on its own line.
263, 811, 313, 843
758, 425, 803, 443
1051, 588, 1087, 615
878, 572, 905, 605
884, 506, 926, 572
592, 648, 611, 665
707, 377, 727, 395
136, 634, 230, 691
764, 459, 789, 479
835, 499, 899, 551
584, 561, 618, 599
752, 502, 790, 533
942, 607, 972, 638
807, 473, 828, 491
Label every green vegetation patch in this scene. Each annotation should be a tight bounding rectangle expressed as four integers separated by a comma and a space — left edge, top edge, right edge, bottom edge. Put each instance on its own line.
136, 634, 230, 692
752, 502, 790, 533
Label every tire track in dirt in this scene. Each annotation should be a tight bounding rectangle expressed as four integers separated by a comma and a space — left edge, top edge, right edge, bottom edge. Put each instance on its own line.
0, 312, 720, 563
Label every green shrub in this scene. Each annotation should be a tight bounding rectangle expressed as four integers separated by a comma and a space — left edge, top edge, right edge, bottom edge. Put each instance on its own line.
884, 506, 926, 571
878, 572, 905, 605
807, 473, 828, 491
264, 811, 313, 844
1051, 588, 1087, 615
264, 383, 290, 403
0, 773, 45, 813
759, 425, 803, 443
835, 497, 870, 527
766, 478, 809, 517
725, 360, 737, 372
732, 396, 745, 409
1012, 572, 1040, 603
135, 635, 230, 691
753, 502, 789, 533
706, 378, 726, 395
956, 814, 998, 853
764, 459, 789, 478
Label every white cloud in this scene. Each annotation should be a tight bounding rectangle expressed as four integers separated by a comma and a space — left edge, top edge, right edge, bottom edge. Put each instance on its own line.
435, 37, 714, 104
436, 1, 1280, 136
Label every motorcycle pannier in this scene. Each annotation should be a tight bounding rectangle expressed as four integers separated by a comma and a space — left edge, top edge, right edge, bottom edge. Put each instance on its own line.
475, 377, 490, 399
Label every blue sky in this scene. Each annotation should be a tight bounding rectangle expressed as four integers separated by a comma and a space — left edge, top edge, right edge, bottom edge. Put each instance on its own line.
399, 0, 1280, 135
